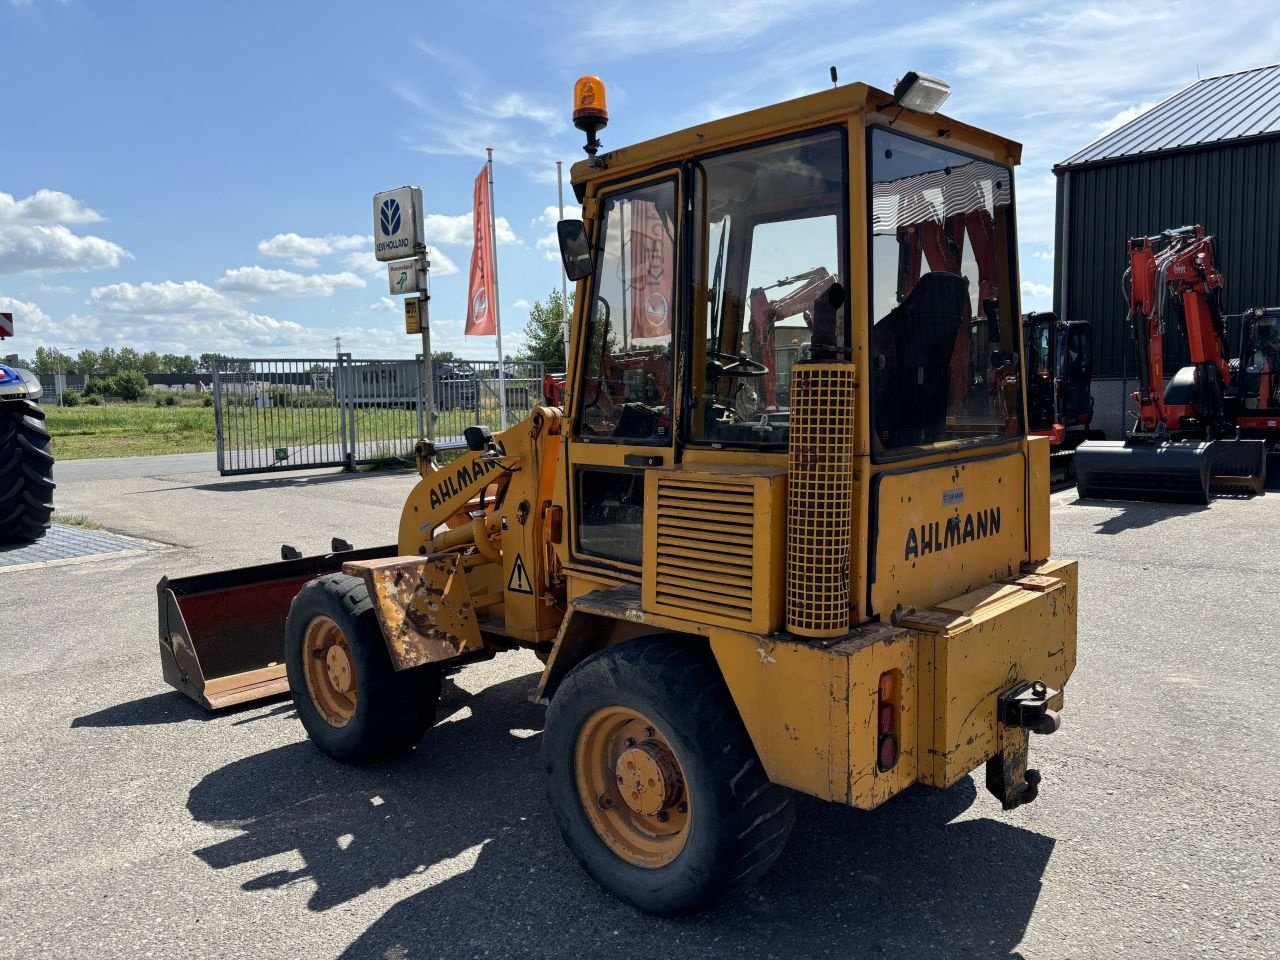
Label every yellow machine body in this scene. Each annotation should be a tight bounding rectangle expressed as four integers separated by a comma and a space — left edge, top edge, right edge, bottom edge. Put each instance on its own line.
159, 80, 1076, 815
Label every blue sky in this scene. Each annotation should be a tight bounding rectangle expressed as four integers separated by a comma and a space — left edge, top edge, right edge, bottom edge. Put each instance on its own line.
2, 0, 1277, 363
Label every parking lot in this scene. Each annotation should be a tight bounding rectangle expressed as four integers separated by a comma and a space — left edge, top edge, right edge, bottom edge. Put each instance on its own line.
1, 459, 1277, 960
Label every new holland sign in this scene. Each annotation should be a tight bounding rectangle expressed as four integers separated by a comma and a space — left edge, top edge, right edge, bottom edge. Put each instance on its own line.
373, 186, 425, 262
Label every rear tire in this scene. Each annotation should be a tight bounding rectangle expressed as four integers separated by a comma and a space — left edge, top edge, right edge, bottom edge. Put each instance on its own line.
284, 573, 441, 763
543, 634, 796, 916
0, 399, 55, 544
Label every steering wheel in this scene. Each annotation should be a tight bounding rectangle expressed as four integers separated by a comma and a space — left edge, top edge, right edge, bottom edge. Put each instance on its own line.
706, 350, 769, 378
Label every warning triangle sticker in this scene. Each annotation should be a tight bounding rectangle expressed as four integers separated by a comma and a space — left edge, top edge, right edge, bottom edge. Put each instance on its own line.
508, 554, 533, 595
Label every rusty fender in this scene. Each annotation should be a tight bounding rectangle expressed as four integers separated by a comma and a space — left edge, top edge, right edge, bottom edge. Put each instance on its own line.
343, 554, 488, 671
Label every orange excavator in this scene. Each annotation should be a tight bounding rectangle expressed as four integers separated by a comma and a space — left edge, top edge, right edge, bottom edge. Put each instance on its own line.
1075, 225, 1266, 503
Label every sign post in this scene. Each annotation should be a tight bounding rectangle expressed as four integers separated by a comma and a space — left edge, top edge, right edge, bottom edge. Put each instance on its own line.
373, 186, 434, 440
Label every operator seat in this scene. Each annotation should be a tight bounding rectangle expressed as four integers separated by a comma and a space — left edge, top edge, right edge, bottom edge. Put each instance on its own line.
873, 271, 969, 448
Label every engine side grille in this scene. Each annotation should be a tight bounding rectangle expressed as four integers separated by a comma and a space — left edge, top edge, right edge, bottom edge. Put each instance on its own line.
643, 467, 786, 633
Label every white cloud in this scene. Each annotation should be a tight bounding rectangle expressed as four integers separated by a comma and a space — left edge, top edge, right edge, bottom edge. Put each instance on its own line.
0, 189, 129, 275
536, 231, 560, 262
579, 0, 834, 51
1021, 280, 1053, 308
423, 212, 518, 246
216, 266, 366, 298
256, 232, 367, 268
463, 92, 565, 134
0, 189, 104, 225
371, 297, 399, 314
1092, 99, 1163, 135
89, 280, 306, 350
0, 295, 56, 338
513, 298, 532, 310
342, 246, 459, 279
0, 224, 131, 275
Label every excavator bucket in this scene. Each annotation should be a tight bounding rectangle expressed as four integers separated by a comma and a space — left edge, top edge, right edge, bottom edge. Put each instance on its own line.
1074, 439, 1213, 504
157, 544, 396, 709
1206, 438, 1267, 496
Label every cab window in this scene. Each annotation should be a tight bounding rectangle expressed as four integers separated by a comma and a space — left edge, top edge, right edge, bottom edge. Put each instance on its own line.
575, 179, 677, 443
868, 127, 1023, 455
688, 130, 847, 447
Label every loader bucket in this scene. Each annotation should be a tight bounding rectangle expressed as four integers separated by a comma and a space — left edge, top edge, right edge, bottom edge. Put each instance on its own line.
157, 544, 397, 709
1074, 439, 1212, 504
1206, 439, 1267, 496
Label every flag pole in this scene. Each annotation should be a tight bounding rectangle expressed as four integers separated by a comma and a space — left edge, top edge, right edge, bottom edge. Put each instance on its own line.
557, 161, 569, 369
487, 147, 507, 431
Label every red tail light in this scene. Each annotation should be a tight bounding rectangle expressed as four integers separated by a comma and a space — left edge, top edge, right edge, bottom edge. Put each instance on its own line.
877, 670, 900, 772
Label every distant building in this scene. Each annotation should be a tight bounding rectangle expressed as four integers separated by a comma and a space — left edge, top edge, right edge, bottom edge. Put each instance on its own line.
1053, 63, 1280, 437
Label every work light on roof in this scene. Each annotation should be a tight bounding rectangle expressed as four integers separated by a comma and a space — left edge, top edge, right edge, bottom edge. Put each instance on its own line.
892, 71, 951, 114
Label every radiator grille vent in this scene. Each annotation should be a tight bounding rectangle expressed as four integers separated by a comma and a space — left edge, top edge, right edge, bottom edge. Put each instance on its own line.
653, 476, 756, 624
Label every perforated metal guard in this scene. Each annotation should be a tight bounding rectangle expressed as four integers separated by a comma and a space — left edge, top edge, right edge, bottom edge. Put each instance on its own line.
786, 362, 856, 637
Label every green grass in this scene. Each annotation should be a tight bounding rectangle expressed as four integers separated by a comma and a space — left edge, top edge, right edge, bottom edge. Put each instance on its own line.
44, 400, 534, 460
46, 405, 218, 459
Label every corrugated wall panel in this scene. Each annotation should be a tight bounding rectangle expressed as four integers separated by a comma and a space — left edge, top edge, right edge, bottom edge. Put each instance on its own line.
1054, 137, 1280, 378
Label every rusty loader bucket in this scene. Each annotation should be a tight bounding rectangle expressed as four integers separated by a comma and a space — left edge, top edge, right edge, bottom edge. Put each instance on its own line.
157, 545, 396, 709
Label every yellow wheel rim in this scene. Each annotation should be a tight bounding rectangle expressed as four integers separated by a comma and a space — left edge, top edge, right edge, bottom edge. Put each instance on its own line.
574, 706, 691, 868
302, 615, 357, 727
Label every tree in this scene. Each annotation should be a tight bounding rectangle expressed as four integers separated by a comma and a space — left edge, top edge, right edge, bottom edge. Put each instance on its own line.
163, 354, 198, 374
198, 353, 224, 373
517, 289, 573, 369
140, 351, 162, 373
431, 350, 457, 362
73, 349, 100, 375
116, 346, 143, 371
97, 347, 119, 375
32, 346, 72, 375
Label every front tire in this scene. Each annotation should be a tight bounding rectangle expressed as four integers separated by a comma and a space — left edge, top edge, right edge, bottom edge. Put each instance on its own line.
284, 573, 441, 763
0, 399, 55, 544
543, 634, 795, 915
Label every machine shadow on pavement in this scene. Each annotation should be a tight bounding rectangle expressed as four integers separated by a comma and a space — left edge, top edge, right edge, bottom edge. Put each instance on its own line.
1073, 499, 1209, 535
185, 670, 1055, 960
71, 691, 293, 728
143, 470, 414, 496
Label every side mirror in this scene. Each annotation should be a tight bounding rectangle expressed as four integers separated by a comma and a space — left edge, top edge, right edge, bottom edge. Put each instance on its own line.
558, 219, 593, 281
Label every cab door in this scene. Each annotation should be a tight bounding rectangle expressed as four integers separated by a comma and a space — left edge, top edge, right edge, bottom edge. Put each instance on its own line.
565, 171, 682, 583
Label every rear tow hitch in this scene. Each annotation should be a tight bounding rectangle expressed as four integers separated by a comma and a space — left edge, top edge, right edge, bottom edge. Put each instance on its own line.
999, 680, 1061, 736
986, 680, 1061, 810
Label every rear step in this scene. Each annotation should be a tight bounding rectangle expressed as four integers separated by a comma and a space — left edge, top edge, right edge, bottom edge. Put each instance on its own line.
158, 543, 397, 709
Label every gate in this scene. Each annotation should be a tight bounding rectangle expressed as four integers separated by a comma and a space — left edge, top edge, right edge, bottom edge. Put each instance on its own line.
212, 356, 545, 476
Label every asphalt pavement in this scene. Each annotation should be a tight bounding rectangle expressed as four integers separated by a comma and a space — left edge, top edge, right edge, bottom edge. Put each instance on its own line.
0, 456, 1276, 959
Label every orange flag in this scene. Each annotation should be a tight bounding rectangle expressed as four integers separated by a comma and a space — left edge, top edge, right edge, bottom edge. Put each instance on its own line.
628, 200, 673, 340
465, 166, 497, 336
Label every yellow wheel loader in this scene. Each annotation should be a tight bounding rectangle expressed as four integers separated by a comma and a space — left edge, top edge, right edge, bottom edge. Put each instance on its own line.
158, 72, 1078, 916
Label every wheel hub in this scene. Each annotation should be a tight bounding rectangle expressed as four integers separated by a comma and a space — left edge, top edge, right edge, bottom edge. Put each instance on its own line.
325, 644, 353, 693
616, 739, 683, 817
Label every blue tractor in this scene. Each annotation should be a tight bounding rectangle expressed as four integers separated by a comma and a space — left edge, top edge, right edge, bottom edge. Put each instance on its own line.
0, 363, 55, 542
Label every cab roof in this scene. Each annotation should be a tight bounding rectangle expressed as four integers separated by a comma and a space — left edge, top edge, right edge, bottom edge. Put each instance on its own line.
570, 82, 1023, 189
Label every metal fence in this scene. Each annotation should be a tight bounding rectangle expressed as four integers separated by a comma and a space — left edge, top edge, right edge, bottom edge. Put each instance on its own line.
212, 355, 545, 476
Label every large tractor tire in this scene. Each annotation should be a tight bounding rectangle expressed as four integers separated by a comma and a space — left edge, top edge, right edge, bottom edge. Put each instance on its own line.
284, 573, 441, 763
543, 634, 796, 916
0, 398, 55, 544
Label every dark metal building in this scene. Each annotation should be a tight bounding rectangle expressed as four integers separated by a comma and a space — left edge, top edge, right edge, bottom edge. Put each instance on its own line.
1052, 64, 1280, 434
